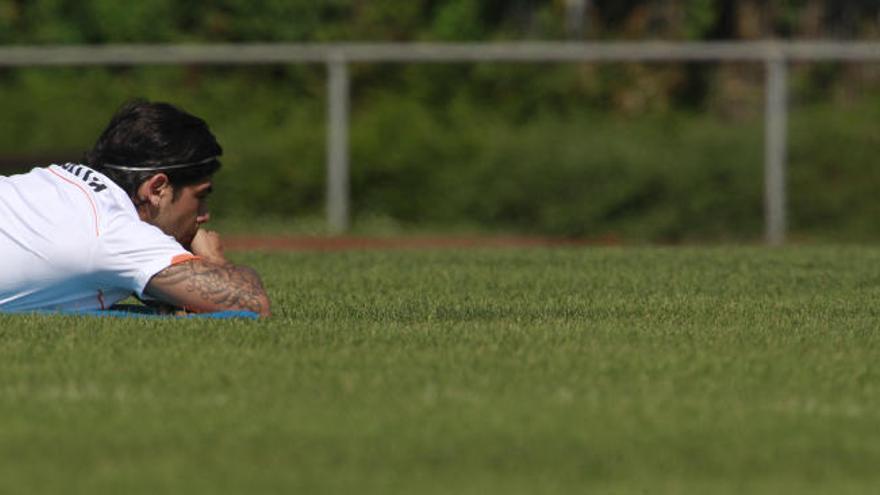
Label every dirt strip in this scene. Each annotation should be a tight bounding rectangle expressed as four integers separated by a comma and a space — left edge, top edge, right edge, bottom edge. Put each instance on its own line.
224, 235, 619, 252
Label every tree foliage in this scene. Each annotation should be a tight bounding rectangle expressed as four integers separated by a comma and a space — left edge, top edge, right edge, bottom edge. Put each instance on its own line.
1, 0, 879, 44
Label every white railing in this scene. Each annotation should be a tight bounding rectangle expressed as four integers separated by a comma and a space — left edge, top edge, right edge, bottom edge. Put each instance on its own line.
2, 41, 880, 243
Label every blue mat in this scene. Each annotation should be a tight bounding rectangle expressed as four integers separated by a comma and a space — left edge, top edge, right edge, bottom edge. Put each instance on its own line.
83, 310, 259, 319
13, 305, 260, 319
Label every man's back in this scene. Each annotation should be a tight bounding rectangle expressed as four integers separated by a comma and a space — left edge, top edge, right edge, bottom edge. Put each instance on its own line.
0, 164, 192, 312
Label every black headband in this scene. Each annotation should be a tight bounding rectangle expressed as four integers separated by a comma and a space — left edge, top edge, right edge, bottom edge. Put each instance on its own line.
101, 156, 219, 172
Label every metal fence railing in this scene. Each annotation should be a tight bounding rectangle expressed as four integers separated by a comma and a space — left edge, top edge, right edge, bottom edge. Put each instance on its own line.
3, 42, 880, 243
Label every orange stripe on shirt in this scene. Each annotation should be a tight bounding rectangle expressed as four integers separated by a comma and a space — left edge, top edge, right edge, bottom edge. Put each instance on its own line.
170, 253, 201, 265
47, 167, 100, 237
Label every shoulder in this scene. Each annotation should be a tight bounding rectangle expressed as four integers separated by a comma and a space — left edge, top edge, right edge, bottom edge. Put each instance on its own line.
50, 163, 129, 208
51, 163, 113, 195
1, 165, 113, 244
49, 163, 141, 230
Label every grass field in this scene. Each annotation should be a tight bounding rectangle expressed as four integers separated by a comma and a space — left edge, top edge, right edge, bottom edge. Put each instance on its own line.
2, 246, 880, 494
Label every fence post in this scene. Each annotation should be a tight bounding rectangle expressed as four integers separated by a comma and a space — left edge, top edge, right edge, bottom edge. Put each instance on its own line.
564, 0, 589, 38
327, 56, 350, 233
764, 53, 788, 246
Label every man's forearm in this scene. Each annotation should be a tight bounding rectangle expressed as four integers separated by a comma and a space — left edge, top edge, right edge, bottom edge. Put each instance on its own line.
146, 260, 271, 316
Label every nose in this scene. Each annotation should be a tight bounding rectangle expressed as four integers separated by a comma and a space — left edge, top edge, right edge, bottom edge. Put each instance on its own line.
196, 212, 211, 225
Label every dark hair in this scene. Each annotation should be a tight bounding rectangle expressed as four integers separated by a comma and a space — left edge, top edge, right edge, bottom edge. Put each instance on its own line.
84, 99, 222, 198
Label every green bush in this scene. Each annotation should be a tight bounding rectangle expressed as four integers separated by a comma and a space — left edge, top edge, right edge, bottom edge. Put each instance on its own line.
344, 101, 765, 240
788, 99, 880, 240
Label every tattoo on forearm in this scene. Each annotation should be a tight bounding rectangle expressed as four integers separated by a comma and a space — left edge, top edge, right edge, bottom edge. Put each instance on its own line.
152, 262, 268, 314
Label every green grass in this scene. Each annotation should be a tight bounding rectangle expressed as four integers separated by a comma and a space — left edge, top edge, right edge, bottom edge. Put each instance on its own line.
2, 246, 880, 494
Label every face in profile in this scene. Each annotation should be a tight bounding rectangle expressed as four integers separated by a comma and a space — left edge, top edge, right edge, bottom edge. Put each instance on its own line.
152, 179, 213, 248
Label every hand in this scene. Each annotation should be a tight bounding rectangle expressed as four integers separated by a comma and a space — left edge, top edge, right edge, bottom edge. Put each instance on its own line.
189, 228, 228, 265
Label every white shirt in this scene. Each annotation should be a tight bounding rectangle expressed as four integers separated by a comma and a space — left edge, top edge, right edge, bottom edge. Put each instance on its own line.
0, 164, 194, 312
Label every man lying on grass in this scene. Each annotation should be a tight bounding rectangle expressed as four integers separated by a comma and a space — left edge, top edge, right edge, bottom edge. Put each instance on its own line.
0, 99, 271, 317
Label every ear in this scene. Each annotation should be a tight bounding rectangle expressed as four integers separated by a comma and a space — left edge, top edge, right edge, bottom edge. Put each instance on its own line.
136, 173, 171, 207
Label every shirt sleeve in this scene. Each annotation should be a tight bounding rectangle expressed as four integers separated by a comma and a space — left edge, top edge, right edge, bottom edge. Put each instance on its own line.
95, 216, 195, 297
